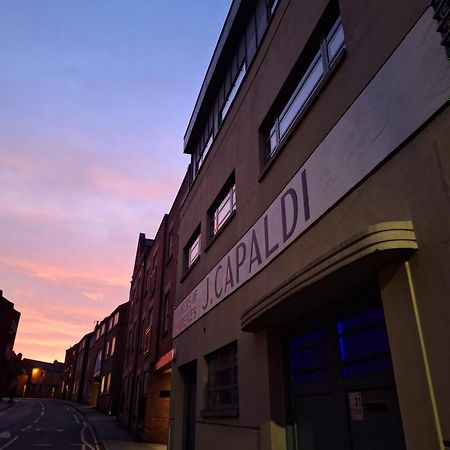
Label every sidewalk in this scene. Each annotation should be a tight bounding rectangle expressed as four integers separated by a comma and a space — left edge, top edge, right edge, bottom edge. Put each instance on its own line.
68, 402, 166, 450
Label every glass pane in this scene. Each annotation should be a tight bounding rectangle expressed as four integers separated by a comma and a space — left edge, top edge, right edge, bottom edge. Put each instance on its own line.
327, 22, 344, 63
290, 329, 327, 350
221, 63, 247, 121
339, 326, 390, 362
279, 55, 324, 138
291, 343, 329, 372
342, 356, 393, 378
291, 368, 330, 385
337, 307, 385, 334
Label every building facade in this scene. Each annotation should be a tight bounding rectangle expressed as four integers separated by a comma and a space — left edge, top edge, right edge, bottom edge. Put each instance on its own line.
82, 304, 128, 411
0, 289, 21, 396
22, 359, 64, 398
170, 1, 450, 450
120, 176, 187, 444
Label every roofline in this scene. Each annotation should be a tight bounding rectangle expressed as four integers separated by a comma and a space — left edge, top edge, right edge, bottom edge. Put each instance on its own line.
183, 0, 241, 153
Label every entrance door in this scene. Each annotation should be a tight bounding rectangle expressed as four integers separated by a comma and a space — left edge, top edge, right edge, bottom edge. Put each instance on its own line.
183, 361, 197, 450
287, 293, 406, 450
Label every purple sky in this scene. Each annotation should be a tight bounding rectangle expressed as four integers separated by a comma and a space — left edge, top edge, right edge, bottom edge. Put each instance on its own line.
0, 0, 231, 362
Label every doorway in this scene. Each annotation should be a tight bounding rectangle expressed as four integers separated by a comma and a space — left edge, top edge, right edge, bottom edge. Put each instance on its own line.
182, 361, 197, 450
286, 287, 406, 450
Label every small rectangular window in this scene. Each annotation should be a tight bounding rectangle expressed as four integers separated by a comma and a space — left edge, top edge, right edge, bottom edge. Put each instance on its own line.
185, 229, 201, 270
209, 179, 236, 237
206, 342, 238, 413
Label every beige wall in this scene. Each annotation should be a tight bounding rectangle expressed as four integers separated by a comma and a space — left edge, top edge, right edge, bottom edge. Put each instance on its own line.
171, 0, 449, 449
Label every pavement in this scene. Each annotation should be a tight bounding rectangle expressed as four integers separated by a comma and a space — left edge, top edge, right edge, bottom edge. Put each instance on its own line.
68, 401, 167, 450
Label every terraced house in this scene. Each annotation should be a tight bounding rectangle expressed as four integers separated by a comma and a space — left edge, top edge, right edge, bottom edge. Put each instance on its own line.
170, 1, 450, 450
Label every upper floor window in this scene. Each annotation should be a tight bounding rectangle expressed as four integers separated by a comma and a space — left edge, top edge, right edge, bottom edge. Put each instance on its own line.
189, 0, 279, 185
185, 228, 201, 270
220, 62, 247, 124
266, 16, 345, 159
162, 292, 170, 335
209, 177, 236, 237
167, 228, 174, 261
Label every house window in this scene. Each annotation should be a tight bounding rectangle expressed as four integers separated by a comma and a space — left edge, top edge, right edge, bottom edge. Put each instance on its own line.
113, 312, 119, 327
105, 341, 110, 358
144, 326, 151, 354
100, 375, 106, 395
220, 62, 247, 124
111, 336, 116, 356
185, 229, 201, 270
206, 342, 238, 413
167, 228, 174, 261
162, 292, 170, 335
266, 16, 345, 159
106, 373, 111, 394
94, 350, 102, 377
209, 179, 236, 237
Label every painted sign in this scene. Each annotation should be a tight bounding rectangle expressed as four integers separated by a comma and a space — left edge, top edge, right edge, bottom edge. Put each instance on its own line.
173, 9, 450, 337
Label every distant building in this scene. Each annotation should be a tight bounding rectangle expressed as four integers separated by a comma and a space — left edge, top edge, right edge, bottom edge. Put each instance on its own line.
0, 289, 21, 396
22, 359, 64, 398
120, 175, 187, 444
82, 303, 128, 414
170, 1, 450, 450
61, 343, 78, 400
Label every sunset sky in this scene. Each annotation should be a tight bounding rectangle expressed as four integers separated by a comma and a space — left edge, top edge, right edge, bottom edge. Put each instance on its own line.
0, 0, 231, 363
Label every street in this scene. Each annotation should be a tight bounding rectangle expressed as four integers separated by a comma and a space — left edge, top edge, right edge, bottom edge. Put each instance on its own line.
0, 398, 100, 450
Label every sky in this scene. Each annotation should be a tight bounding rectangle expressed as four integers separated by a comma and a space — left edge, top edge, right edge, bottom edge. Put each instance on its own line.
0, 0, 231, 363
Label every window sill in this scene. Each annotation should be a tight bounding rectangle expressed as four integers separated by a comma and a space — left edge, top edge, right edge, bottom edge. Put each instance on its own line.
204, 210, 236, 253
201, 407, 239, 418
179, 256, 200, 283
258, 48, 347, 183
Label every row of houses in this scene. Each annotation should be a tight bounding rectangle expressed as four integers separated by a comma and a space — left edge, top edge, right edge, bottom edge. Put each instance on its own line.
64, 1, 450, 449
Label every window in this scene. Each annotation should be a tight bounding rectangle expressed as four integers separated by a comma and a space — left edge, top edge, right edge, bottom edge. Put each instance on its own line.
111, 336, 116, 356
220, 62, 247, 123
144, 310, 153, 354
266, 16, 345, 159
94, 350, 102, 377
209, 177, 236, 237
100, 375, 106, 395
106, 373, 111, 394
185, 229, 201, 270
113, 312, 119, 327
167, 228, 174, 261
189, 0, 280, 184
205, 342, 238, 414
162, 292, 170, 335
105, 341, 110, 358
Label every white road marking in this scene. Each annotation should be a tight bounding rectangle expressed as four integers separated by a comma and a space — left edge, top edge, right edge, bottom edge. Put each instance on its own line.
0, 432, 10, 439
72, 413, 80, 424
21, 425, 32, 432
0, 435, 19, 450
56, 429, 65, 432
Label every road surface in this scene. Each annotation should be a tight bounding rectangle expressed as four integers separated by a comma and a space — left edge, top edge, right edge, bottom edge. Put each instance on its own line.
0, 398, 101, 450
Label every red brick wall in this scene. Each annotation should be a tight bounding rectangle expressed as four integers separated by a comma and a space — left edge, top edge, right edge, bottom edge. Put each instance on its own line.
142, 371, 171, 443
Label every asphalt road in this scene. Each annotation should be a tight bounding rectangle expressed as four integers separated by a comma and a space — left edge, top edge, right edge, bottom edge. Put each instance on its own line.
0, 398, 101, 450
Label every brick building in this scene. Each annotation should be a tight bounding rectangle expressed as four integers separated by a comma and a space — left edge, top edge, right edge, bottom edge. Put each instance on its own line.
22, 359, 64, 398
0, 289, 21, 396
120, 176, 187, 444
82, 303, 128, 412
169, 1, 450, 450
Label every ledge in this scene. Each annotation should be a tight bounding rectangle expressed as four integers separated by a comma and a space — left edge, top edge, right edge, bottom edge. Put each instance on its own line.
241, 221, 417, 331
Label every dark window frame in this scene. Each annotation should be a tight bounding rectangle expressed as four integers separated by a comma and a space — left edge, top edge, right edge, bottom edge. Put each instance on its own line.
207, 173, 236, 242
203, 341, 239, 416
262, 13, 345, 164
